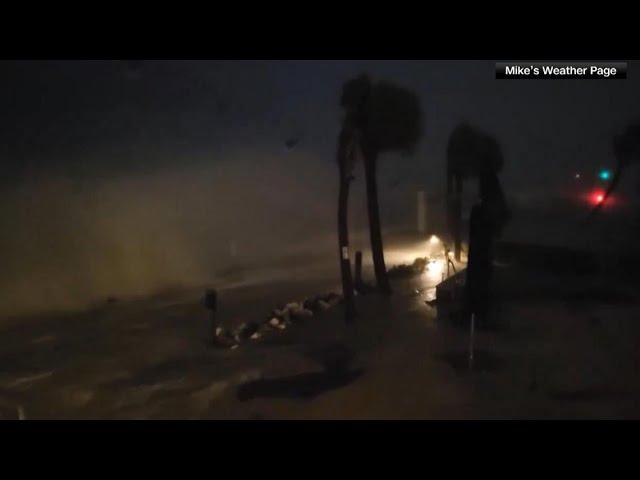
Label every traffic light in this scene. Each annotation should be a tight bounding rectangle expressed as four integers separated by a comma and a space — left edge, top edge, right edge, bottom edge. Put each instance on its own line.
590, 190, 606, 205
598, 169, 611, 181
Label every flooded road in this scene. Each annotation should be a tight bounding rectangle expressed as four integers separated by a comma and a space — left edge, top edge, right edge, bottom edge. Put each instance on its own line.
1, 237, 640, 419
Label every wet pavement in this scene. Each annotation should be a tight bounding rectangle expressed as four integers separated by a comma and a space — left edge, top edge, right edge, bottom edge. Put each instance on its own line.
1, 242, 640, 419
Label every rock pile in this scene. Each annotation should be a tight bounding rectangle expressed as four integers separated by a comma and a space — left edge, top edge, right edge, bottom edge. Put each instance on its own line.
211, 292, 343, 350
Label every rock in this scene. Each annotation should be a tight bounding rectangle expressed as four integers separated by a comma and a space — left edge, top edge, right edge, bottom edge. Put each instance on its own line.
214, 326, 237, 348
272, 307, 291, 323
284, 302, 302, 313
234, 322, 260, 342
257, 323, 272, 334
303, 297, 320, 312
269, 317, 281, 327
291, 308, 313, 322
317, 300, 331, 311
299, 308, 314, 318
324, 293, 342, 307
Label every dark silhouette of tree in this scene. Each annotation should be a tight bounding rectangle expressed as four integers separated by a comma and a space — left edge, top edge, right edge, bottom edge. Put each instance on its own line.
590, 121, 640, 218
446, 123, 508, 261
336, 75, 422, 307
361, 80, 422, 294
336, 74, 371, 322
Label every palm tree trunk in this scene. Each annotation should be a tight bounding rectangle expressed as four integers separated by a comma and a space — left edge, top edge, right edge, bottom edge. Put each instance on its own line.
338, 170, 356, 322
363, 148, 392, 294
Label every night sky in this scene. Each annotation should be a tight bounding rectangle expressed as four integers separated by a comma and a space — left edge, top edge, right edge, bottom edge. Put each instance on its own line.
3, 60, 639, 191
1, 60, 639, 316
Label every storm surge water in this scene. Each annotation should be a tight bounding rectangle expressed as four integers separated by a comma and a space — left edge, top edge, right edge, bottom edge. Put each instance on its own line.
0, 148, 351, 318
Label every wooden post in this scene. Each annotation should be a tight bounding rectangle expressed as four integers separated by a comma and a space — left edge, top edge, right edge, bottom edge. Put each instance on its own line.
204, 289, 217, 312
355, 250, 363, 287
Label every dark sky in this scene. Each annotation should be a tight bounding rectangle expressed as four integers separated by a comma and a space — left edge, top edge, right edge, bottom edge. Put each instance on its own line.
2, 60, 639, 197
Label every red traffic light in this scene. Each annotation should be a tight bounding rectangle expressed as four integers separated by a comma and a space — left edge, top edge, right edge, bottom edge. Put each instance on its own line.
590, 190, 606, 205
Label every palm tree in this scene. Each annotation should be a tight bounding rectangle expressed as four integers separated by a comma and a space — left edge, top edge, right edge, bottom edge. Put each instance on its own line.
589, 121, 640, 218
336, 75, 422, 304
446, 123, 507, 261
336, 74, 371, 322
447, 123, 509, 261
361, 80, 422, 294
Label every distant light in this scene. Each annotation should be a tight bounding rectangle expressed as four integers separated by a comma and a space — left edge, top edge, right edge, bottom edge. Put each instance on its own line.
429, 235, 439, 245
599, 169, 611, 181
574, 173, 581, 179
425, 258, 444, 279
591, 190, 606, 205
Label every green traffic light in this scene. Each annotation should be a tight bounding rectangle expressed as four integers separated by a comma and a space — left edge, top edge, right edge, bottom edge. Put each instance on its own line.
599, 169, 611, 181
